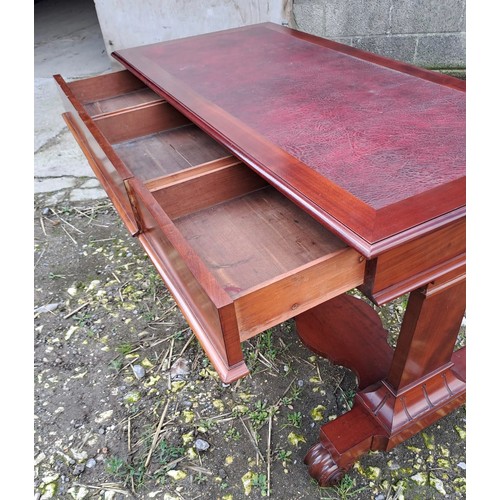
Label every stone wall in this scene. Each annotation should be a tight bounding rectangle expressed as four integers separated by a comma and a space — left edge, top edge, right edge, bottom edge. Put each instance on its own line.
292, 0, 465, 72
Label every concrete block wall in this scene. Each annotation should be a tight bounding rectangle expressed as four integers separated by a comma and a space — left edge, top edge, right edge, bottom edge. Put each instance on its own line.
292, 0, 466, 72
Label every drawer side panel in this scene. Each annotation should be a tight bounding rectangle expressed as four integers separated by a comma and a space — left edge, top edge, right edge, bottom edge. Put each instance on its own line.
127, 179, 248, 382
54, 74, 138, 234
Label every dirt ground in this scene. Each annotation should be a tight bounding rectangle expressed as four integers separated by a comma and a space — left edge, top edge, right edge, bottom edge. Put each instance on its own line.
33, 199, 466, 500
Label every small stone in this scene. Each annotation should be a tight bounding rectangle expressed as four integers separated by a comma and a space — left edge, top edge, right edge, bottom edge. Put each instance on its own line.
194, 438, 210, 451
40, 482, 57, 499
68, 485, 90, 499
71, 449, 88, 462
86, 458, 97, 469
457, 461, 466, 470
297, 379, 304, 387
34, 452, 46, 466
95, 410, 113, 423
387, 460, 400, 471
73, 464, 85, 476
170, 357, 190, 380
41, 473, 60, 485
42, 207, 52, 216
132, 364, 146, 379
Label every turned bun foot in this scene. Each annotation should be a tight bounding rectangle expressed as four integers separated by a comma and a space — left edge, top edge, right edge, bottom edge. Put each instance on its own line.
304, 442, 346, 486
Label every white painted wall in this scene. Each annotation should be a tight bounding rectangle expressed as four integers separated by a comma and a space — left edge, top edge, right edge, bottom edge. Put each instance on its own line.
94, 0, 293, 56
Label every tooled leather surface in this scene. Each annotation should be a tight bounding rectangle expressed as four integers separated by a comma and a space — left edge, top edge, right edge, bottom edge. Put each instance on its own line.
122, 26, 465, 211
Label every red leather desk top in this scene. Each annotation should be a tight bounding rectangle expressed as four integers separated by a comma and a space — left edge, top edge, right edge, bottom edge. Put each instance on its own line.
113, 23, 465, 256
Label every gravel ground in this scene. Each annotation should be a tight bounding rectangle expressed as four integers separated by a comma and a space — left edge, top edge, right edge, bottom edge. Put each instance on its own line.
32, 198, 466, 500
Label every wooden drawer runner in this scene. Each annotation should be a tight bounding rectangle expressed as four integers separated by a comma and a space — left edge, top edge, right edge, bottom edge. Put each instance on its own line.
54, 70, 365, 382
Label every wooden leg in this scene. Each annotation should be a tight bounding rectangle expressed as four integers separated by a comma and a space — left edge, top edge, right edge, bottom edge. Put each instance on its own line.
296, 269, 466, 486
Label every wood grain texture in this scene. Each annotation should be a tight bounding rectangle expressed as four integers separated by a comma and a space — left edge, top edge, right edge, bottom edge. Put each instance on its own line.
67, 69, 147, 104
362, 218, 466, 304
125, 177, 248, 383
235, 249, 364, 340
295, 294, 393, 389
94, 100, 190, 144
84, 88, 162, 117
174, 186, 350, 293
55, 73, 137, 235
152, 162, 268, 220
113, 124, 229, 182
113, 23, 465, 253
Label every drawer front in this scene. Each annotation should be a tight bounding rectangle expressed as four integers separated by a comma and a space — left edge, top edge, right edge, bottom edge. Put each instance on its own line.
363, 217, 466, 304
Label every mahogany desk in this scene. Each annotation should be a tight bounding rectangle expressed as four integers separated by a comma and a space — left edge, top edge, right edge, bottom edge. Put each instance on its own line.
54, 23, 465, 485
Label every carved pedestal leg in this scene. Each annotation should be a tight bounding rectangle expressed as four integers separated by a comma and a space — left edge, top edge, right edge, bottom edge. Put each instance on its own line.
296, 268, 466, 486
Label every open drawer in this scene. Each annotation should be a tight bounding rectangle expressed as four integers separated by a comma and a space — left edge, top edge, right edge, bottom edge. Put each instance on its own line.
54, 70, 232, 234
55, 70, 366, 382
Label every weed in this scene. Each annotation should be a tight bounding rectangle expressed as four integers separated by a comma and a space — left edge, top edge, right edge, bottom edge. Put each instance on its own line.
245, 328, 279, 371
258, 329, 277, 361
339, 388, 356, 410
105, 456, 127, 477
127, 462, 147, 489
116, 342, 135, 355
75, 312, 93, 327
249, 400, 270, 430
282, 384, 303, 406
286, 411, 303, 428
196, 417, 218, 431
319, 474, 368, 500
193, 472, 208, 484
276, 449, 292, 465
155, 441, 185, 464
108, 358, 123, 372
251, 472, 268, 496
225, 427, 241, 441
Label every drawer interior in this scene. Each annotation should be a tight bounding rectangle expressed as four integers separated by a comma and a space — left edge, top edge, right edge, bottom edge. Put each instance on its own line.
112, 121, 230, 182
66, 70, 231, 183
66, 70, 163, 117
150, 163, 350, 298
